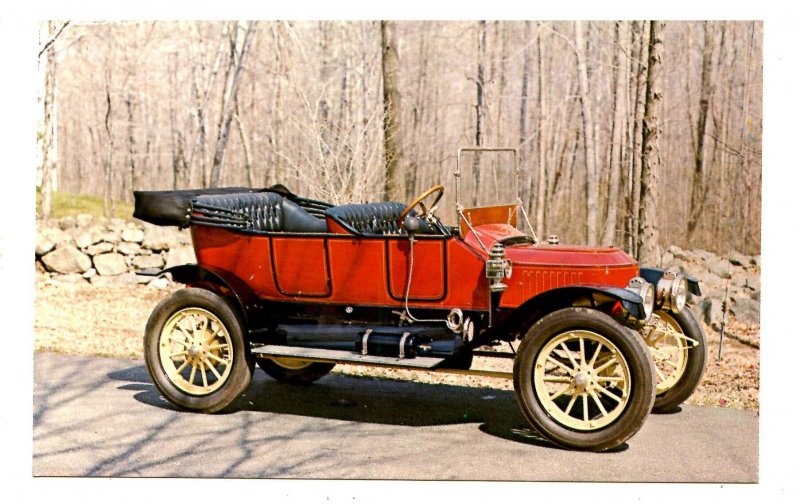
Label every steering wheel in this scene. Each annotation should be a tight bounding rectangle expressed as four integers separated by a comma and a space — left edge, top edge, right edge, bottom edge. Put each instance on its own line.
398, 184, 445, 226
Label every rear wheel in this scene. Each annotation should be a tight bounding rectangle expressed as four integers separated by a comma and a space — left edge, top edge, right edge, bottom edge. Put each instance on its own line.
144, 288, 254, 413
257, 357, 335, 385
513, 307, 655, 451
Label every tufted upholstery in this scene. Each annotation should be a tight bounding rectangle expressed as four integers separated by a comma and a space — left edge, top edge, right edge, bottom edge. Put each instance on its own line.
193, 192, 284, 231
324, 202, 437, 236
192, 192, 327, 233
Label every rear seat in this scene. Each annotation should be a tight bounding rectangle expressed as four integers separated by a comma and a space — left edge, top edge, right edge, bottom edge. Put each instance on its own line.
191, 192, 327, 233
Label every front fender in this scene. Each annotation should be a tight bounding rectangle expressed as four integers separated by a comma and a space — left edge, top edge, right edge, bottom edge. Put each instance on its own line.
474, 284, 646, 346
159, 264, 261, 328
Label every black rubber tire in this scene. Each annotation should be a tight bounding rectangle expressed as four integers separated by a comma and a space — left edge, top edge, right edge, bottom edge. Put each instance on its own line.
513, 307, 656, 451
652, 307, 708, 412
257, 358, 335, 385
144, 288, 254, 413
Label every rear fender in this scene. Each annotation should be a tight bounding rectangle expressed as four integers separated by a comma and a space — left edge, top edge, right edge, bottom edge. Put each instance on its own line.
474, 285, 646, 346
160, 264, 262, 328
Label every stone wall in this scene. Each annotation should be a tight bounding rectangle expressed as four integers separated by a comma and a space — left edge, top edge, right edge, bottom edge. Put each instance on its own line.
35, 216, 760, 326
659, 245, 760, 326
35, 214, 195, 289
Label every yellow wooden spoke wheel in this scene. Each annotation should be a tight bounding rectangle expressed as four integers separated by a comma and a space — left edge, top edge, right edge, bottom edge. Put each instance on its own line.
513, 307, 654, 451
533, 330, 632, 431
159, 307, 233, 396
645, 308, 708, 412
145, 288, 254, 413
644, 312, 690, 396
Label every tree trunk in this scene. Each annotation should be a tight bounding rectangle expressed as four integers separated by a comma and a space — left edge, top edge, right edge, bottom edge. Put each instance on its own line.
574, 21, 599, 245
687, 21, 714, 240
209, 21, 256, 188
268, 21, 287, 187
602, 21, 625, 245
518, 21, 531, 206
234, 100, 254, 187
408, 29, 429, 198
494, 21, 508, 147
475, 20, 486, 149
535, 22, 548, 235
125, 92, 137, 195
381, 20, 404, 201
637, 20, 665, 265
38, 21, 65, 219
103, 66, 115, 217
626, 21, 647, 256
471, 20, 488, 206
168, 52, 182, 190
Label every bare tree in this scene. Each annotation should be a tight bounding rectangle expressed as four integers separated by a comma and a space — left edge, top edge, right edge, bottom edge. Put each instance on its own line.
602, 21, 626, 245
37, 21, 69, 219
47, 21, 762, 256
637, 20, 665, 265
209, 21, 256, 188
687, 21, 715, 240
535, 22, 549, 235
574, 21, 600, 246
518, 21, 531, 205
103, 64, 116, 217
233, 99, 255, 187
471, 20, 488, 205
381, 20, 403, 201
625, 20, 648, 256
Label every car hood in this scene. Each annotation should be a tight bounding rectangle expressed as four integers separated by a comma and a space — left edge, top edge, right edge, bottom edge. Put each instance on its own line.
464, 224, 640, 307
464, 223, 637, 268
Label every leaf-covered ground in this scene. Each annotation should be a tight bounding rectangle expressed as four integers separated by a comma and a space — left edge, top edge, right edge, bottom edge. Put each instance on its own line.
33, 277, 760, 411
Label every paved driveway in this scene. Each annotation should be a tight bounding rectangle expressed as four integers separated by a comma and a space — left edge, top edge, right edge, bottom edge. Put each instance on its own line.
32, 352, 758, 481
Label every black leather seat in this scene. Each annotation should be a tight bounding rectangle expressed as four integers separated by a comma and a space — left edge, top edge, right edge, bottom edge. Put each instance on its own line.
192, 192, 327, 233
325, 202, 433, 236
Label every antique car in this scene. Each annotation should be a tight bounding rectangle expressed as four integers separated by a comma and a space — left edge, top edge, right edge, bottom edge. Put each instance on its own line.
134, 148, 706, 452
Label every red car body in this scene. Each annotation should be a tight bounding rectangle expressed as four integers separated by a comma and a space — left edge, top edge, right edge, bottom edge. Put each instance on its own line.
191, 219, 638, 312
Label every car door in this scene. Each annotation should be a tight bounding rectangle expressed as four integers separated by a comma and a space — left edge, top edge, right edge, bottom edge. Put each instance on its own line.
270, 236, 331, 297
385, 236, 447, 302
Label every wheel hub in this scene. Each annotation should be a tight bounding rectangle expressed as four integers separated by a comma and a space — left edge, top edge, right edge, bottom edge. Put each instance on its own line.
188, 344, 203, 360
574, 372, 590, 388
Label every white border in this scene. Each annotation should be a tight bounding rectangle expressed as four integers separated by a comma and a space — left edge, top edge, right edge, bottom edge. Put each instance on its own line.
4, 1, 797, 501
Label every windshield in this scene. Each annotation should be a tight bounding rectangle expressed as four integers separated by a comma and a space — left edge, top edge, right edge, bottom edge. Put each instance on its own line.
455, 148, 519, 209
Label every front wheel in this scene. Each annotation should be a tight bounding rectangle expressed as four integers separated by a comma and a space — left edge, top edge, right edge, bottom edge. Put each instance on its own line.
513, 307, 655, 451
144, 288, 254, 413
646, 308, 707, 412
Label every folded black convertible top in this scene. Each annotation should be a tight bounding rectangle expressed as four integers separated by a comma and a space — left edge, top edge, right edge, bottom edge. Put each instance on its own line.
133, 187, 255, 227
133, 184, 329, 227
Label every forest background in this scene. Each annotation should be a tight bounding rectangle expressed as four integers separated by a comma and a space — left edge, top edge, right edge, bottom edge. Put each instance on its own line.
35, 19, 762, 262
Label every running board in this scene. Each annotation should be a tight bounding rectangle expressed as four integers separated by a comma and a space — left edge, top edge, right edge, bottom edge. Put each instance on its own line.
251, 344, 446, 370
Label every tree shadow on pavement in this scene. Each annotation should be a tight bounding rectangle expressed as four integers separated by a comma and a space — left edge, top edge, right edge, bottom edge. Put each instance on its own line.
109, 363, 565, 449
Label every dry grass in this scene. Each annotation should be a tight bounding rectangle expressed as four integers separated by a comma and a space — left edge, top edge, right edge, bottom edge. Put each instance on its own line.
34, 277, 760, 410
36, 190, 134, 219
